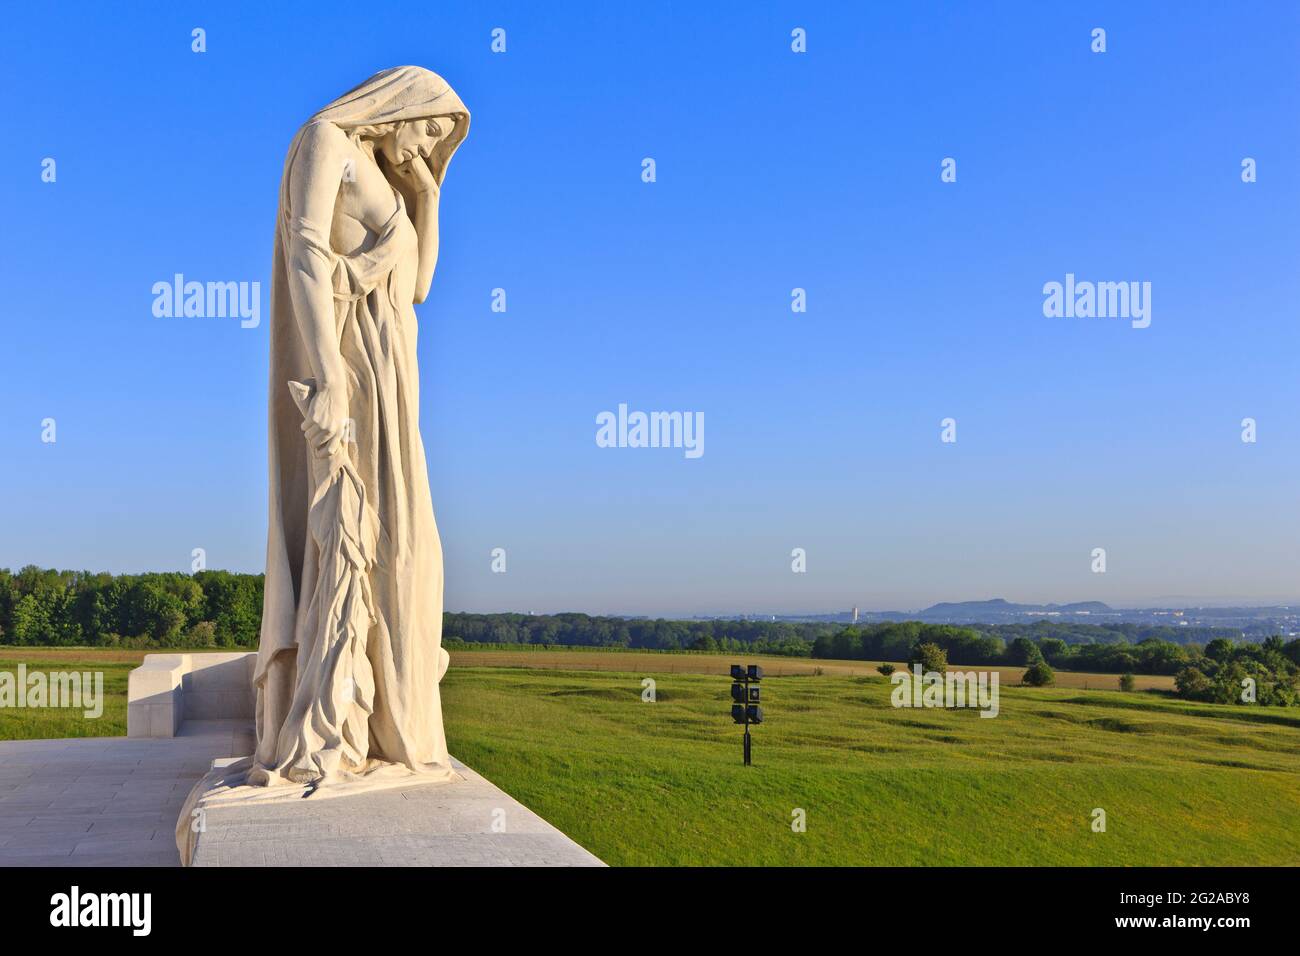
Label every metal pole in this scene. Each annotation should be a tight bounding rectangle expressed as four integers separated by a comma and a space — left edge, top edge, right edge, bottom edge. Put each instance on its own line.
743, 672, 752, 766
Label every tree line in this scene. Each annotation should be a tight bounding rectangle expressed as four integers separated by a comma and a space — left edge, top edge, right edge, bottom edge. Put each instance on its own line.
1173, 637, 1300, 706
441, 612, 824, 655
0, 568, 824, 654
822, 620, 1195, 673
813, 620, 1300, 673
974, 619, 1242, 647
818, 621, 1300, 704
0, 567, 262, 648
2, 568, 1296, 705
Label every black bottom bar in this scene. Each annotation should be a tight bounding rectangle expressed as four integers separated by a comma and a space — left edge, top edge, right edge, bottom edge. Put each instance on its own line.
9, 866, 1288, 939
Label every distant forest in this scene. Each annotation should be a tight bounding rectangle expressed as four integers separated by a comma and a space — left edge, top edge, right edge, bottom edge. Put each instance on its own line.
2, 568, 1297, 681
814, 620, 1299, 679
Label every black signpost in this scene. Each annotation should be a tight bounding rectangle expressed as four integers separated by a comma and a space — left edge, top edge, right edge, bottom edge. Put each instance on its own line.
729, 664, 764, 765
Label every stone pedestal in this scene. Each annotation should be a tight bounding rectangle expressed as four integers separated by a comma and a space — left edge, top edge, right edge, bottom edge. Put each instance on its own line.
125, 653, 603, 867
182, 756, 605, 867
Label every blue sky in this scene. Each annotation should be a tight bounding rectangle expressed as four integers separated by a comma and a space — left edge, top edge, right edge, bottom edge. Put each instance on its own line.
2, 1, 1298, 614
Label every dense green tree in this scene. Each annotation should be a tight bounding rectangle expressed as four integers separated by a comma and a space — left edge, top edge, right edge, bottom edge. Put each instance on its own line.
1204, 638, 1235, 663
11, 592, 55, 644
1007, 637, 1044, 666
1135, 639, 1185, 675
1037, 637, 1069, 664
1175, 666, 1212, 699
1022, 660, 1055, 687
909, 641, 947, 675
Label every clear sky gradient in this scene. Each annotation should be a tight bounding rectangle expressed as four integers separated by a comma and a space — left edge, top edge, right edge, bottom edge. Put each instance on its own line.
2, 2, 1298, 614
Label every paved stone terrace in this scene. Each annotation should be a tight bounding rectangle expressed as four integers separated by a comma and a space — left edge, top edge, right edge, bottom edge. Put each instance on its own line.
0, 721, 604, 867
189, 757, 605, 867
0, 720, 253, 866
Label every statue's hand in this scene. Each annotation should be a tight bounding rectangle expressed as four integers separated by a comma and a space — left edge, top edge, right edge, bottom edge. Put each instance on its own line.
300, 382, 349, 459
394, 156, 439, 196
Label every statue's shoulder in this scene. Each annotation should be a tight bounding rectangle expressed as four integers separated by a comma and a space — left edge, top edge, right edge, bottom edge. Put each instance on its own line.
296, 119, 349, 158
285, 121, 352, 211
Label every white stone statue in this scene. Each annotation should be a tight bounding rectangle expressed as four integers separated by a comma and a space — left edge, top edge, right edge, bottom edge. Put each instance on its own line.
251, 66, 469, 787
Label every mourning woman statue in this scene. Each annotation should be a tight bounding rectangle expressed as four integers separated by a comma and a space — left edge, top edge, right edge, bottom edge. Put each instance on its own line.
251, 66, 469, 786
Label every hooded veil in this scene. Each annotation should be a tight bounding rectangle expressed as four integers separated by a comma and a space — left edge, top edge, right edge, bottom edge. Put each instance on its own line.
255, 67, 469, 786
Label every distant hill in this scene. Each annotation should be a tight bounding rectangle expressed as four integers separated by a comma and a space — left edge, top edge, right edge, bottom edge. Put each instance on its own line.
919, 599, 1113, 621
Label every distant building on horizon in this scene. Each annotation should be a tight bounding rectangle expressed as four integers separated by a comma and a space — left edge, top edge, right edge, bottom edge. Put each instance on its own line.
852, 606, 859, 624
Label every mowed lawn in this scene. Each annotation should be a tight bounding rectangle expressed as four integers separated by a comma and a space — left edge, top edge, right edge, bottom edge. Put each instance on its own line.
439, 660, 1300, 866
0, 655, 132, 739
1, 647, 1295, 866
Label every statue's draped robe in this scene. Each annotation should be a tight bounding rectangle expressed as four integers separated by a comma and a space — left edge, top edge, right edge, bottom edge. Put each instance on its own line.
255, 67, 469, 784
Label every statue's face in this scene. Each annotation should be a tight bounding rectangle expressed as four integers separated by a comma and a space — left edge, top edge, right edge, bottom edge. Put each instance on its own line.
380, 117, 450, 166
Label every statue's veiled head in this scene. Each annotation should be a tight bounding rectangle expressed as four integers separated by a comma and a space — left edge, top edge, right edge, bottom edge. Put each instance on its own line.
310, 65, 470, 186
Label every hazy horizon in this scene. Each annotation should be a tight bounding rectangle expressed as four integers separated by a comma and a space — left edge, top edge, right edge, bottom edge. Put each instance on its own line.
443, 594, 1300, 619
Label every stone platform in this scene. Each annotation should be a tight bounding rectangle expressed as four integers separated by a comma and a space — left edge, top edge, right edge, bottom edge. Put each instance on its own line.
0, 652, 603, 866
0, 720, 254, 866
185, 755, 604, 867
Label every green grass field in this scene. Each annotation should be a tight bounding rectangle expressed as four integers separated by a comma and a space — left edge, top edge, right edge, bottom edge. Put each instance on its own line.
440, 663, 1300, 866
0, 656, 131, 739
2, 648, 1297, 865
